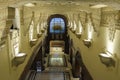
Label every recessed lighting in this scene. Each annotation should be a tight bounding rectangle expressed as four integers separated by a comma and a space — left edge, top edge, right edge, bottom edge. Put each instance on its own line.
24, 3, 36, 7
90, 4, 107, 8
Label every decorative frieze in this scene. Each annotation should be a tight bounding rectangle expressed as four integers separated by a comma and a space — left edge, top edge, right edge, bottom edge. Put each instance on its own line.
101, 10, 120, 41
8, 7, 15, 19
101, 10, 119, 29
0, 8, 8, 40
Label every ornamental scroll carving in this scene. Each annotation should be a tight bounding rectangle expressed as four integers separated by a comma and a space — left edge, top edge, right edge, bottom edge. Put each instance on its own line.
101, 10, 120, 41
0, 8, 8, 42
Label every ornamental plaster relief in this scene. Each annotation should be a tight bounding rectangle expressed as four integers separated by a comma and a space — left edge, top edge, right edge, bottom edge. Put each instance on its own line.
101, 10, 120, 41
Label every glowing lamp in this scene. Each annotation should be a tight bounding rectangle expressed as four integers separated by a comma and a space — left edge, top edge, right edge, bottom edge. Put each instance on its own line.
99, 52, 115, 67
12, 53, 27, 66
76, 33, 81, 38
30, 39, 37, 47
83, 39, 92, 48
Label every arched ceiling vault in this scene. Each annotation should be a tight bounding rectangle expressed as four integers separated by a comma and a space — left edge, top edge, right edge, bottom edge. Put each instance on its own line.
0, 0, 120, 11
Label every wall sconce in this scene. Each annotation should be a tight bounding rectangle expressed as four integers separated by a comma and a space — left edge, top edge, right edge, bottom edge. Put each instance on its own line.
99, 52, 115, 67
76, 33, 81, 38
71, 29, 76, 33
83, 39, 92, 48
37, 33, 42, 38
43, 25, 47, 29
30, 39, 37, 47
12, 53, 27, 67
41, 29, 45, 33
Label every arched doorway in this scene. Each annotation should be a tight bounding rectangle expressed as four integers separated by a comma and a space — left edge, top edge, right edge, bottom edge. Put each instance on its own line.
47, 14, 68, 53
47, 14, 68, 40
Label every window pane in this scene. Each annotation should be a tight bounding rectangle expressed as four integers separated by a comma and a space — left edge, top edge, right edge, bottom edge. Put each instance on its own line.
50, 18, 65, 33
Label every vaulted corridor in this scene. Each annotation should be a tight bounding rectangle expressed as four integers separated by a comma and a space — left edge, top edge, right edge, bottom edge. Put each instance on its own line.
0, 0, 120, 80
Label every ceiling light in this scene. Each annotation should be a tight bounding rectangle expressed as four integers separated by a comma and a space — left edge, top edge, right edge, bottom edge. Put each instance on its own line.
24, 3, 36, 7
90, 4, 107, 8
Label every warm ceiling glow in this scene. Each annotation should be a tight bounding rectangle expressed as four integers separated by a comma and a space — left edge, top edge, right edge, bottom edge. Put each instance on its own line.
24, 3, 36, 7
99, 53, 112, 58
90, 4, 107, 8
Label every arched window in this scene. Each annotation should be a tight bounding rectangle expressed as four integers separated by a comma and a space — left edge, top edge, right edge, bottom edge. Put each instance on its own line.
50, 18, 65, 33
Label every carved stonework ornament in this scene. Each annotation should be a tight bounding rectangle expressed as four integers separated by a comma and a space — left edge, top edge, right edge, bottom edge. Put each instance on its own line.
108, 27, 116, 41
101, 10, 118, 41
101, 10, 119, 29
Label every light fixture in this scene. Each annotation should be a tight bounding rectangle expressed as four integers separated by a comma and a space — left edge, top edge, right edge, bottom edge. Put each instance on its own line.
99, 52, 115, 67
37, 33, 42, 38
76, 33, 81, 38
24, 3, 36, 7
10, 24, 19, 32
83, 39, 92, 48
30, 39, 37, 47
90, 4, 107, 8
12, 53, 27, 66
41, 29, 45, 33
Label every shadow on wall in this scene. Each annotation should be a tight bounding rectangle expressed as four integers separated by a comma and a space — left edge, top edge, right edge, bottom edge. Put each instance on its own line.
70, 48, 93, 80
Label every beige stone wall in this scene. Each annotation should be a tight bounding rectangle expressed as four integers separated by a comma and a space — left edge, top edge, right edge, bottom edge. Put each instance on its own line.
0, 7, 46, 80
68, 9, 120, 80
0, 1, 120, 80
0, 7, 10, 80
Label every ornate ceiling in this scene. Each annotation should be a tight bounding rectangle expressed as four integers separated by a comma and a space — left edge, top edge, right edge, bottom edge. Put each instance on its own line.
0, 0, 120, 18
0, 0, 120, 8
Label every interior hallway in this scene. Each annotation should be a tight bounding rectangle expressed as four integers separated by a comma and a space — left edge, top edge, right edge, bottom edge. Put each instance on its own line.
0, 0, 120, 80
